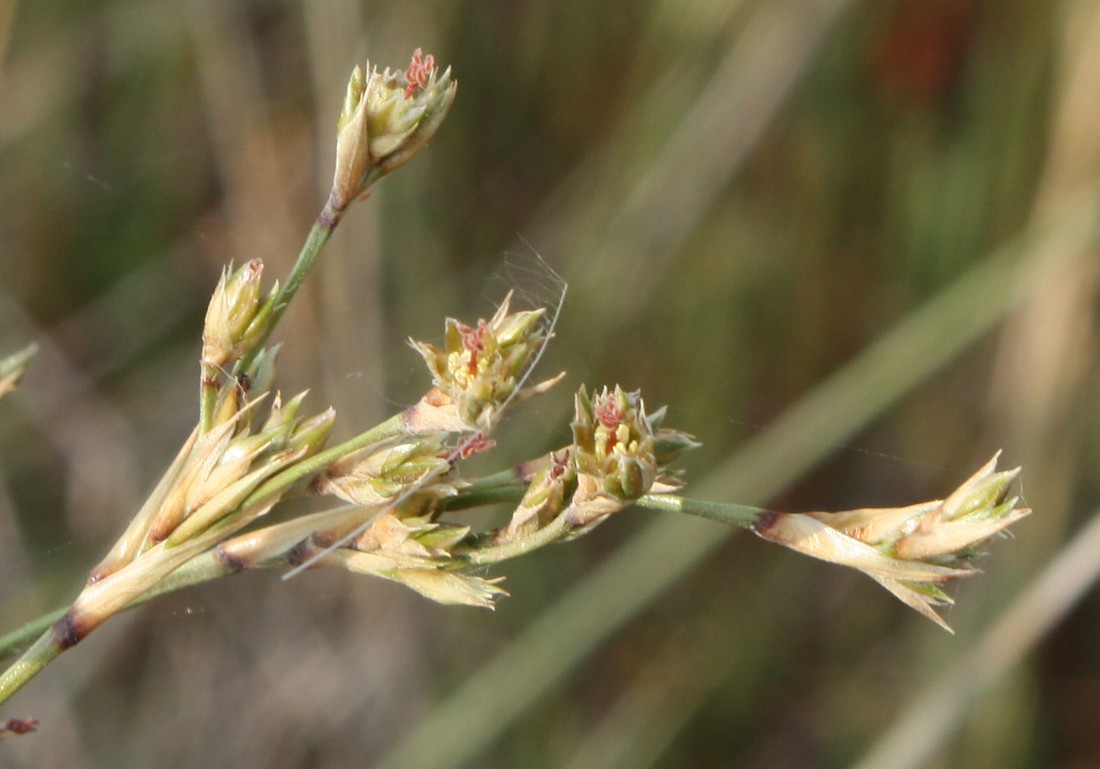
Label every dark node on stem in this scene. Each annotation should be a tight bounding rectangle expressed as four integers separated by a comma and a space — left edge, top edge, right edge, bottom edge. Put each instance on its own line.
214, 544, 250, 573
52, 611, 82, 651
752, 511, 780, 534
286, 539, 311, 567
513, 461, 537, 483
318, 206, 338, 231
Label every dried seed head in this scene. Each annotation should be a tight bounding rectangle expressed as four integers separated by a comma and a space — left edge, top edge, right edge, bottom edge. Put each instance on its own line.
753, 453, 1030, 631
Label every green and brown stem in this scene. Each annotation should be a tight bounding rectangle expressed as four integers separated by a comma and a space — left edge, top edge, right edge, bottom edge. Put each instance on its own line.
0, 467, 770, 708
199, 196, 344, 434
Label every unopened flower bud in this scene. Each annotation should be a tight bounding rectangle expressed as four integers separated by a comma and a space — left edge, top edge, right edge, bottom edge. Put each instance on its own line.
498, 451, 575, 542
334, 550, 506, 608
202, 260, 276, 368
288, 407, 335, 457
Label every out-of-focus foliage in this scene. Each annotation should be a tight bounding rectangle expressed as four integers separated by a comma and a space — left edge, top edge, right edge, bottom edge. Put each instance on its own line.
1, 1, 1098, 768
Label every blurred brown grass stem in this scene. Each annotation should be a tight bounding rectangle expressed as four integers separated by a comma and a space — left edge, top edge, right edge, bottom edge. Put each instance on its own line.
850, 504, 1100, 769
371, 185, 1100, 769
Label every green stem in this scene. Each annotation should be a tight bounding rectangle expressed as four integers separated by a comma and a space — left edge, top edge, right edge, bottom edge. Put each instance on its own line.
0, 628, 62, 707
459, 513, 575, 565
635, 494, 769, 528
198, 363, 221, 435
442, 474, 528, 512
0, 548, 266, 707
0, 481, 770, 705
238, 196, 343, 376
0, 608, 66, 666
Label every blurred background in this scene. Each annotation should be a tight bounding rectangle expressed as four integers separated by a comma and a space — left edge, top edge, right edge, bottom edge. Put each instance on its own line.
2, 0, 1099, 767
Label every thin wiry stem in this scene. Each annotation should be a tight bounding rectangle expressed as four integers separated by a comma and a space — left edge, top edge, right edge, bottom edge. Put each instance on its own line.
237, 195, 344, 375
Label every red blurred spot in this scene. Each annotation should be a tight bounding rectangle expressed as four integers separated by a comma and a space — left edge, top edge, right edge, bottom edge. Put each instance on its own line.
2, 717, 39, 736
871, 1, 980, 108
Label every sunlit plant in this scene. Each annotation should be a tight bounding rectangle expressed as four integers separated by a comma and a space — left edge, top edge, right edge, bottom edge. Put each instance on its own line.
0, 49, 1029, 729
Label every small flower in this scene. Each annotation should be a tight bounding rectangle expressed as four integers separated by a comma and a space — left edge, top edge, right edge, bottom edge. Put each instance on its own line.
321, 512, 505, 608
201, 260, 278, 369
332, 48, 456, 209
752, 454, 1030, 631
497, 450, 575, 542
316, 435, 455, 506
561, 386, 660, 532
408, 292, 564, 433
572, 385, 658, 500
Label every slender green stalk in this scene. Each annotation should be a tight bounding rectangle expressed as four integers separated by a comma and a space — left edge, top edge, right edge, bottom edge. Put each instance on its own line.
0, 629, 62, 707
238, 196, 343, 374
0, 549, 270, 705
459, 514, 575, 565
636, 494, 769, 528
0, 608, 66, 666
199, 196, 344, 434
0, 487, 770, 668
197, 362, 222, 436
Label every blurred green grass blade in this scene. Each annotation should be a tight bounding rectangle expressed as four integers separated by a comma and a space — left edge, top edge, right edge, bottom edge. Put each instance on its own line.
850, 504, 1100, 769
372, 188, 1099, 769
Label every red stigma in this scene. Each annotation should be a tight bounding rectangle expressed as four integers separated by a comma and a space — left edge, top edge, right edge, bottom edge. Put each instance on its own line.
404, 48, 435, 97
550, 450, 571, 478
458, 320, 489, 375
595, 399, 623, 430
446, 433, 495, 461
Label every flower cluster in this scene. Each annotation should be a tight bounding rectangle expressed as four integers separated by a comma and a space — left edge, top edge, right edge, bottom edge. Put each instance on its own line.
0, 44, 1036, 720
332, 48, 456, 209
408, 291, 564, 433
752, 454, 1030, 631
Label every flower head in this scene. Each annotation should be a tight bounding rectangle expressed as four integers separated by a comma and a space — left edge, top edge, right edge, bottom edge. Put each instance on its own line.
752, 454, 1030, 631
408, 292, 563, 433
559, 386, 661, 532
332, 48, 456, 209
201, 260, 278, 369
